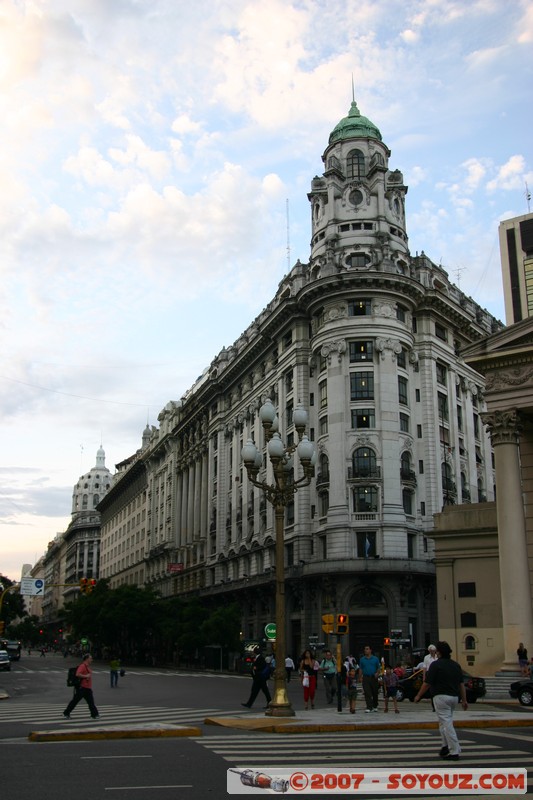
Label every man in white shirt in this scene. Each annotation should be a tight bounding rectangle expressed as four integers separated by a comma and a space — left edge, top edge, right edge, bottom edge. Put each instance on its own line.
423, 645, 438, 679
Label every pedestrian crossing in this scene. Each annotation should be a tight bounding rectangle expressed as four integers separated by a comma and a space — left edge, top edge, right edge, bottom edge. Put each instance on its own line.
13, 667, 238, 679
0, 701, 228, 728
193, 730, 533, 770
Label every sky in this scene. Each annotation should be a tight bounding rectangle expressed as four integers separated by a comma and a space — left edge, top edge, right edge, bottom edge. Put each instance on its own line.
1, 0, 532, 583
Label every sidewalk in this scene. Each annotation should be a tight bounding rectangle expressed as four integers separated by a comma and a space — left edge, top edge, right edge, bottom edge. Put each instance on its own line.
205, 698, 533, 734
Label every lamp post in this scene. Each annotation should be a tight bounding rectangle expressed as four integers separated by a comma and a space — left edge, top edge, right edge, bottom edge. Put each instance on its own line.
242, 398, 315, 717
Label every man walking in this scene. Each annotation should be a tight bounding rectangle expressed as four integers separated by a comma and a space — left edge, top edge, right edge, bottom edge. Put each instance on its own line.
414, 641, 468, 760
63, 653, 100, 720
319, 649, 337, 704
359, 645, 380, 712
241, 650, 272, 709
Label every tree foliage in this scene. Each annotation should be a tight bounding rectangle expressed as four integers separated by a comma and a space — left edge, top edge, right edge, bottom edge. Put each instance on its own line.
0, 574, 27, 627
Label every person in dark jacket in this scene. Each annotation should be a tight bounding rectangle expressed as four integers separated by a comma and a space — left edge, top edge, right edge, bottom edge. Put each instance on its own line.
241, 650, 272, 709
414, 641, 467, 760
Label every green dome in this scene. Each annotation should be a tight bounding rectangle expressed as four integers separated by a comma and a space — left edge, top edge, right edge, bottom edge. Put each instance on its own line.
329, 101, 382, 144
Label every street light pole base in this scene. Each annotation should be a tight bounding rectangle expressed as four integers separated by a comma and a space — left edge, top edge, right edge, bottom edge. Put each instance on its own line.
265, 703, 296, 717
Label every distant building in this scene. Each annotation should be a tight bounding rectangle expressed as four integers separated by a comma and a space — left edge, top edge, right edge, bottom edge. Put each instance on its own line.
98, 100, 500, 660
499, 212, 533, 324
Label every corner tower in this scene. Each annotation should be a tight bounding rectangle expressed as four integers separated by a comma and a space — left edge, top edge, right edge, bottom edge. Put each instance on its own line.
308, 100, 409, 276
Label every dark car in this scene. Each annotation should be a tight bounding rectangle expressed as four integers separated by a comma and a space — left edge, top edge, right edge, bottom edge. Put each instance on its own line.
509, 678, 533, 706
396, 667, 486, 703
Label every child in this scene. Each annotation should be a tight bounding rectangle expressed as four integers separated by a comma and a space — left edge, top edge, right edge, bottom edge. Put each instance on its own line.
346, 667, 358, 714
383, 665, 400, 714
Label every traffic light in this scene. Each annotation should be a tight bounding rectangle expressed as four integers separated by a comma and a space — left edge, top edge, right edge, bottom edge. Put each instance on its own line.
384, 637, 391, 647
321, 613, 334, 634
79, 578, 88, 594
86, 579, 97, 594
335, 613, 349, 635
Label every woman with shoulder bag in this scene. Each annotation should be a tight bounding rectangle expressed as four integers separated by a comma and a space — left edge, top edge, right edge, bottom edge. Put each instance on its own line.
299, 649, 318, 710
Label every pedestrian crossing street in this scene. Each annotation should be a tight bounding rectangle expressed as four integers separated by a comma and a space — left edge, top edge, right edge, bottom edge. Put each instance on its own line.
0, 701, 228, 728
193, 729, 533, 771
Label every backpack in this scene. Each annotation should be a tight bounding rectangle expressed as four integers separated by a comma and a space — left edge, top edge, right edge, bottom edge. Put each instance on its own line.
67, 666, 81, 689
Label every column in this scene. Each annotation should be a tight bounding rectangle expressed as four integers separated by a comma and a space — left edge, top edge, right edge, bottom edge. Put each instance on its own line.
484, 409, 533, 670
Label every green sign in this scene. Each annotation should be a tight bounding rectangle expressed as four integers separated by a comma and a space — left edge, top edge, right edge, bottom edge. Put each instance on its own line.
264, 623, 277, 640
81, 638, 88, 645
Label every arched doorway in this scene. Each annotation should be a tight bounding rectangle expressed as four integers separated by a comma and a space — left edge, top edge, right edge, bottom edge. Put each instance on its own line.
347, 584, 390, 661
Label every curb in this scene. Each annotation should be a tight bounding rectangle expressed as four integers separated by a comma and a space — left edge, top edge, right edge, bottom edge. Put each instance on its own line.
28, 723, 202, 742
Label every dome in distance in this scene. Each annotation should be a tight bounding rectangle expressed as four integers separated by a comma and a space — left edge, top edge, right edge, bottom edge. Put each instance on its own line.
329, 101, 382, 144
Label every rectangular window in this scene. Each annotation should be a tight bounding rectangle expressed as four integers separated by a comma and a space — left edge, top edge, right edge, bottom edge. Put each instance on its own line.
319, 491, 329, 517
353, 486, 378, 513
412, 316, 417, 333
418, 460, 424, 474
285, 370, 293, 392
437, 392, 449, 421
399, 412, 410, 432
417, 424, 422, 438
439, 425, 450, 445
435, 323, 447, 341
421, 502, 426, 516
407, 533, 416, 558
436, 363, 447, 385
397, 348, 407, 368
348, 299, 371, 316
398, 376, 408, 405
473, 413, 480, 438
356, 531, 376, 558
286, 400, 294, 427
415, 389, 420, 402
349, 340, 374, 362
319, 415, 328, 436
458, 581, 476, 598
396, 304, 406, 322
457, 405, 463, 431
352, 408, 375, 429
319, 379, 328, 409
403, 489, 413, 515
350, 372, 374, 400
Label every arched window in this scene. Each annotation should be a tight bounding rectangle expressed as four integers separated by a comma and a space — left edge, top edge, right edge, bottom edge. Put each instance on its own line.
400, 451, 412, 478
347, 149, 365, 179
465, 635, 476, 651
319, 453, 330, 480
352, 447, 377, 478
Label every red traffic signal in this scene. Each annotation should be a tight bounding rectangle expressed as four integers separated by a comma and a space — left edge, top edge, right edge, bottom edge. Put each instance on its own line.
335, 613, 349, 635
384, 637, 391, 647
79, 578, 88, 594
86, 579, 97, 594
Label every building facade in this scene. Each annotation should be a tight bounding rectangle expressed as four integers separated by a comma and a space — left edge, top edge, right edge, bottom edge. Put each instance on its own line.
97, 101, 501, 660
499, 212, 533, 324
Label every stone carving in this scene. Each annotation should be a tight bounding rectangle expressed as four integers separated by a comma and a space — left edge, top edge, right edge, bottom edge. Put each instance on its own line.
323, 304, 348, 322
321, 339, 346, 364
375, 337, 402, 360
485, 367, 533, 391
482, 409, 522, 446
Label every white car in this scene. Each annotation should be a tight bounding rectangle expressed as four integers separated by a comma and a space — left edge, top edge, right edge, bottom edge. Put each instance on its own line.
0, 650, 10, 671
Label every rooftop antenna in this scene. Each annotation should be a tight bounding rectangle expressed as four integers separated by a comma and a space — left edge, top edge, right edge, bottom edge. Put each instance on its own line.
454, 266, 467, 289
286, 198, 291, 270
526, 182, 531, 213
352, 73, 355, 102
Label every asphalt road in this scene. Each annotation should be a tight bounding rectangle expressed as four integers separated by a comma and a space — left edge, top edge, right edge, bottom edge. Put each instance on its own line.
1, 653, 533, 799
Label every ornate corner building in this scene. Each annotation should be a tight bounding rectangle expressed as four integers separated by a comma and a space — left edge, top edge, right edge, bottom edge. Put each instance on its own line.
98, 102, 501, 659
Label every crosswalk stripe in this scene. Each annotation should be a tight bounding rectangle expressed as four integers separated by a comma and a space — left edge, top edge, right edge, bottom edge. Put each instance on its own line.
0, 703, 227, 726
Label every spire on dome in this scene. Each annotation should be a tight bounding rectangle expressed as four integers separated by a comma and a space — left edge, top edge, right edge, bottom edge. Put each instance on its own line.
95, 446, 106, 468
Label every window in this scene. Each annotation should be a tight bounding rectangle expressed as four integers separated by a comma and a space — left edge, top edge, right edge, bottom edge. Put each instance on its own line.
473, 413, 480, 438
412, 316, 417, 333
397, 348, 406, 368
352, 408, 375, 429
460, 612, 477, 627
346, 253, 369, 268
350, 372, 374, 400
319, 379, 328, 409
457, 405, 463, 431
435, 323, 447, 341
421, 501, 426, 516
398, 376, 408, 405
403, 489, 414, 515
439, 425, 450, 445
415, 389, 420, 402
436, 363, 447, 385
353, 486, 379, 513
349, 341, 374, 362
319, 415, 328, 436
347, 149, 365, 179
285, 400, 293, 427
399, 412, 410, 432
437, 392, 448, 421
352, 447, 378, 477
418, 460, 424, 474
348, 299, 371, 316
407, 532, 416, 557
465, 635, 476, 651
396, 304, 407, 322
319, 491, 329, 517
458, 582, 476, 598
356, 531, 376, 558
417, 424, 422, 439
284, 370, 293, 392
286, 500, 295, 526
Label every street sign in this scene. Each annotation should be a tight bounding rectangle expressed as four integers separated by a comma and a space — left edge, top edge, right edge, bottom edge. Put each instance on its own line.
81, 637, 88, 645
264, 622, 277, 640
20, 578, 45, 596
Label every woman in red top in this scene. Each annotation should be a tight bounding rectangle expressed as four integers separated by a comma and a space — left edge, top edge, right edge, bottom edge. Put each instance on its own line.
299, 649, 318, 710
63, 653, 100, 720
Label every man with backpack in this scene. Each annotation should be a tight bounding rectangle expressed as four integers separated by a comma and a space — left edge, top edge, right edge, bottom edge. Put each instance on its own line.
241, 649, 272, 709
63, 653, 100, 720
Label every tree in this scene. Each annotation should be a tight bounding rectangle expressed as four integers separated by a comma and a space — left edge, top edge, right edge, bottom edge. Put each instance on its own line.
0, 574, 26, 629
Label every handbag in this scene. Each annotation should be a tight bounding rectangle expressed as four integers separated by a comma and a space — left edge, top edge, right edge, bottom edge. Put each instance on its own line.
302, 673, 310, 687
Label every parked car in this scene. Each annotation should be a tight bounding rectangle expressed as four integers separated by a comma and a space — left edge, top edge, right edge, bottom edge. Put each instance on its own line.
0, 650, 10, 671
509, 678, 533, 706
396, 667, 486, 703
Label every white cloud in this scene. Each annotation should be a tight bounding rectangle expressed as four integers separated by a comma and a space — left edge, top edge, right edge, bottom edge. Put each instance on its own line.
486, 155, 528, 192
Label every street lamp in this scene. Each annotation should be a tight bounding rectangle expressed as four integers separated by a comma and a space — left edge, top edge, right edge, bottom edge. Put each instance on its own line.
242, 398, 315, 717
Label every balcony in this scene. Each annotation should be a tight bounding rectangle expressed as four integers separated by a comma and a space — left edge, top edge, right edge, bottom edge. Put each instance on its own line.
348, 466, 381, 480
400, 468, 417, 484
316, 471, 330, 487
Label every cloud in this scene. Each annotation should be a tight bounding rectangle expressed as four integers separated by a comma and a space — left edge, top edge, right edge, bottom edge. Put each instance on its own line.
486, 155, 529, 192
